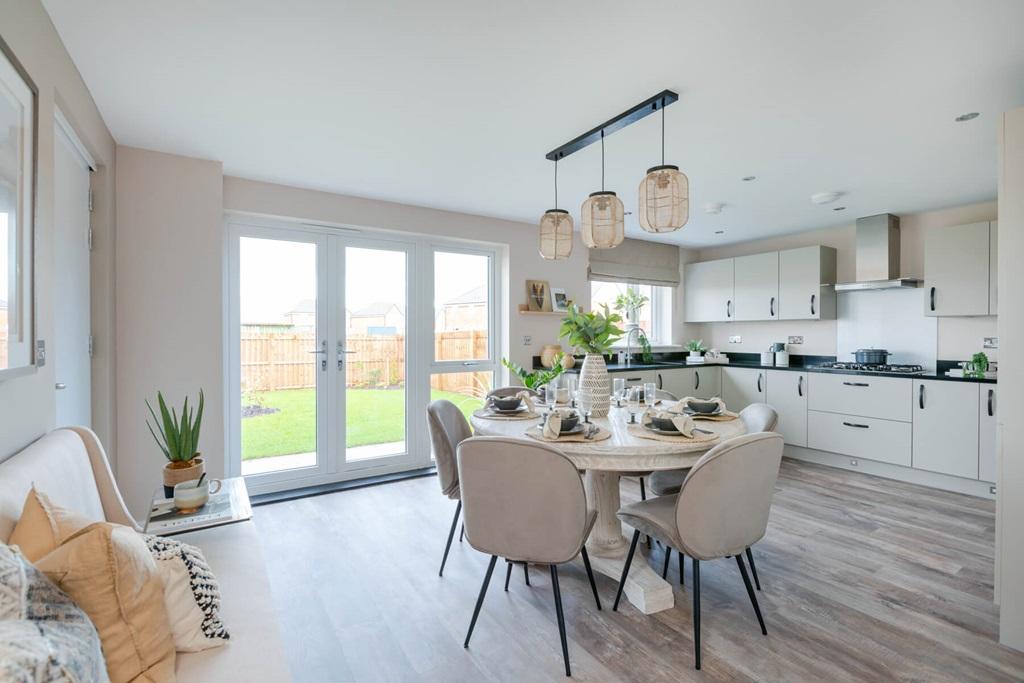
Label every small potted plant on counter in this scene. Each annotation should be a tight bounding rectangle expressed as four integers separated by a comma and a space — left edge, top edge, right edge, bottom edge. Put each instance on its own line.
146, 389, 205, 498
686, 339, 707, 361
559, 304, 623, 417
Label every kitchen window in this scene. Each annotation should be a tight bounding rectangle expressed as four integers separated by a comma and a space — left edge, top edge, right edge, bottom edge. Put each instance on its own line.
590, 281, 672, 346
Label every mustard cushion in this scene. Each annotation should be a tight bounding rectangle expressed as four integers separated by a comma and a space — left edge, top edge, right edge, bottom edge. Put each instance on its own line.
8, 485, 96, 562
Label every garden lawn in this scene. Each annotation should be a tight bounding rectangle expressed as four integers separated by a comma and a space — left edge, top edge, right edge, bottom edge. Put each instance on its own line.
241, 388, 483, 460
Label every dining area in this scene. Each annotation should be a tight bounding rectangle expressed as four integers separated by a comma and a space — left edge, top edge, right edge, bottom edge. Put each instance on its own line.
426, 382, 784, 676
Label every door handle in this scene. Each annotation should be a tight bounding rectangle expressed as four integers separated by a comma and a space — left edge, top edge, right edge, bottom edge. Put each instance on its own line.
757, 373, 763, 393
842, 381, 870, 387
310, 340, 327, 370
657, 373, 663, 389
337, 343, 357, 370
55, 383, 67, 390
930, 286, 936, 312
462, 361, 480, 366
919, 384, 925, 409
843, 421, 870, 429
988, 389, 995, 417
694, 370, 700, 390
810, 293, 816, 316
626, 377, 642, 382
770, 296, 775, 317
797, 375, 803, 397
726, 300, 732, 318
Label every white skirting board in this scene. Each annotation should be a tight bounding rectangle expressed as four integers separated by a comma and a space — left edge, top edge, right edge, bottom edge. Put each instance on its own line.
784, 445, 995, 499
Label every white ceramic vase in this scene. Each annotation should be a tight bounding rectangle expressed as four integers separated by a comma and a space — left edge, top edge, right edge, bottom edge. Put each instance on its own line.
579, 353, 611, 417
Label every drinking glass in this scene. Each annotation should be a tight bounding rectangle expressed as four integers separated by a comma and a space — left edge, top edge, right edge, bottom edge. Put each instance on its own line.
566, 376, 578, 407
644, 382, 658, 410
627, 386, 641, 424
613, 378, 625, 406
545, 384, 557, 412
578, 391, 593, 423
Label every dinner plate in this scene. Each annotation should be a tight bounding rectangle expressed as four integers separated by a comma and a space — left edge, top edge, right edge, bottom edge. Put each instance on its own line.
683, 407, 722, 417
491, 405, 527, 414
643, 423, 714, 436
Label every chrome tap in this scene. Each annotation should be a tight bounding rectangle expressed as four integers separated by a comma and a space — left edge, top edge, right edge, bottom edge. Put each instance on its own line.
623, 326, 647, 366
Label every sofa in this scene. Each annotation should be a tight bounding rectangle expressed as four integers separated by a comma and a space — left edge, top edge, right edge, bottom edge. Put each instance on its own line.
0, 427, 291, 682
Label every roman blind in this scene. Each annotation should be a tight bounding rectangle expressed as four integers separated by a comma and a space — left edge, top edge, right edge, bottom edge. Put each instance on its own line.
588, 238, 681, 287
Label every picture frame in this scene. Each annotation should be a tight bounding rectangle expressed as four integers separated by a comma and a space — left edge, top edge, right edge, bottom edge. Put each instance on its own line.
551, 287, 569, 312
525, 279, 552, 312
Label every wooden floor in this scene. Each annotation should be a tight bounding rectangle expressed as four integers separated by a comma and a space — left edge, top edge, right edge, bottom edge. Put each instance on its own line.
255, 459, 1024, 682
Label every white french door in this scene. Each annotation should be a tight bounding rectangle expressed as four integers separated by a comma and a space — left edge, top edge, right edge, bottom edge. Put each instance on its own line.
228, 219, 500, 494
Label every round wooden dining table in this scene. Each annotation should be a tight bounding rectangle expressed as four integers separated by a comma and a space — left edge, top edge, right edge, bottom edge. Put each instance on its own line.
470, 402, 746, 615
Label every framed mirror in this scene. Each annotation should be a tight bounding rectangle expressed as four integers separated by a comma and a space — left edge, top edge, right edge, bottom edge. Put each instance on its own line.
0, 42, 36, 380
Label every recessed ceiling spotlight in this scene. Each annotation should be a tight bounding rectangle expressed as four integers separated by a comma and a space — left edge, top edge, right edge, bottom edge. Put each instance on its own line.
704, 202, 725, 215
741, 175, 756, 182
833, 206, 847, 211
811, 191, 842, 205
714, 230, 725, 235
955, 112, 980, 122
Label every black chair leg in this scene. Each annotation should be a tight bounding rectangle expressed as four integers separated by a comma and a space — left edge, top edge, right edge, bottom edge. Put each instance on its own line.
523, 563, 530, 586
550, 565, 571, 677
613, 530, 641, 611
580, 547, 602, 610
693, 559, 701, 670
745, 547, 761, 591
661, 547, 672, 579
678, 551, 685, 586
464, 555, 498, 648
439, 500, 461, 577
459, 523, 465, 543
736, 554, 767, 635
504, 560, 513, 592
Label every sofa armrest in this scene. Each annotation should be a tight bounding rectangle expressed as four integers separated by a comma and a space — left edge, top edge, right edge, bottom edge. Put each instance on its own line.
63, 426, 140, 531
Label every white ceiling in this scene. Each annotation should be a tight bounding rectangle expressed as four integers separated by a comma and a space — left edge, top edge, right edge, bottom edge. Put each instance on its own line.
42, 0, 1024, 247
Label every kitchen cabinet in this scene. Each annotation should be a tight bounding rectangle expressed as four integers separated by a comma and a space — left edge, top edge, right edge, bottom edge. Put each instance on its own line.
923, 221, 993, 317
778, 246, 837, 320
684, 258, 734, 322
808, 410, 912, 467
912, 380, 979, 479
979, 385, 997, 483
721, 366, 765, 412
659, 366, 722, 400
808, 373, 912, 422
989, 221, 998, 315
616, 369, 661, 391
733, 252, 779, 321
766, 370, 807, 446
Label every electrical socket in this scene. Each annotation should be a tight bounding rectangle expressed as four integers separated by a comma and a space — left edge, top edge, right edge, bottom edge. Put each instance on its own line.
728, 335, 742, 344
984, 337, 999, 349
522, 335, 532, 346
788, 336, 804, 345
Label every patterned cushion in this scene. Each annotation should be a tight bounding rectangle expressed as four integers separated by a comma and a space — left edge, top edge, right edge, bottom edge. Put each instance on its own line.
0, 543, 107, 682
144, 535, 229, 652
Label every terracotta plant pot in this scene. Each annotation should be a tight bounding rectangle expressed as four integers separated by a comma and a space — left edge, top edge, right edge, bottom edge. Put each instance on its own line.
163, 456, 205, 499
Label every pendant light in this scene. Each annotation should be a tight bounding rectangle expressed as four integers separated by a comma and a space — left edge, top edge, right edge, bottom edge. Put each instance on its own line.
638, 100, 689, 233
581, 130, 624, 249
539, 158, 574, 260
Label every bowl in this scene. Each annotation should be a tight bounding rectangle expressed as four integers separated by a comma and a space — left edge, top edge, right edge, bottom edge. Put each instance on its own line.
650, 416, 680, 432
553, 410, 579, 433
491, 396, 523, 411
687, 399, 720, 414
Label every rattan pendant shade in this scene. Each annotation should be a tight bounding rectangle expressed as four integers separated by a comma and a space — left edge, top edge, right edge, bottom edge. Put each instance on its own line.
539, 209, 574, 260
638, 164, 689, 232
581, 191, 624, 249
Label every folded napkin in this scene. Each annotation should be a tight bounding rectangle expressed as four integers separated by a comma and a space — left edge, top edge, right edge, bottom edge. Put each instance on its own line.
678, 396, 728, 413
517, 391, 537, 413
542, 411, 563, 440
642, 408, 696, 437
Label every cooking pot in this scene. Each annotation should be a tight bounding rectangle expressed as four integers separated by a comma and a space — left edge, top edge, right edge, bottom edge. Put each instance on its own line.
853, 348, 890, 365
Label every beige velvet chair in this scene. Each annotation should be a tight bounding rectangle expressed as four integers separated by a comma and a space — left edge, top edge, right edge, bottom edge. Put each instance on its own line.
613, 432, 784, 670
426, 400, 473, 576
457, 436, 600, 677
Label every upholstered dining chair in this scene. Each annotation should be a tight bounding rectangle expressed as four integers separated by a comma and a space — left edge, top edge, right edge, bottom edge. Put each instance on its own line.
647, 403, 779, 588
612, 432, 784, 669
457, 436, 601, 677
426, 400, 473, 577
619, 389, 677, 528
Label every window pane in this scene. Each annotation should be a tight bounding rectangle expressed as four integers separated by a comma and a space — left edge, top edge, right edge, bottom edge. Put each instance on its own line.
434, 252, 489, 361
590, 282, 658, 343
429, 370, 492, 437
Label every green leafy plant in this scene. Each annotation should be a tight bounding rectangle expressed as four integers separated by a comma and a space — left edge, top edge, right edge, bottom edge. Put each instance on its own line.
502, 357, 565, 390
146, 390, 205, 463
613, 289, 650, 317
686, 339, 707, 353
971, 351, 989, 379
559, 304, 624, 355
635, 329, 654, 363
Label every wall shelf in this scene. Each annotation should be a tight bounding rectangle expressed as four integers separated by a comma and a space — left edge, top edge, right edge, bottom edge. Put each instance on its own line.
518, 310, 565, 317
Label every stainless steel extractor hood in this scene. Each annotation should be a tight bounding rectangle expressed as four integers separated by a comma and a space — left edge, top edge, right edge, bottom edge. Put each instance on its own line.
834, 213, 922, 291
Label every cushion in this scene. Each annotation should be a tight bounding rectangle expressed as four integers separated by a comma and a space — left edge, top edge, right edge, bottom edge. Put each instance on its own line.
144, 535, 229, 652
35, 523, 176, 683
8, 485, 97, 563
0, 543, 108, 682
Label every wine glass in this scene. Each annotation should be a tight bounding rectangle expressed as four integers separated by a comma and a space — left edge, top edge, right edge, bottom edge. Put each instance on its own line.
627, 386, 641, 424
644, 382, 658, 411
545, 384, 558, 412
578, 390, 593, 424
612, 378, 625, 407
566, 376, 578, 408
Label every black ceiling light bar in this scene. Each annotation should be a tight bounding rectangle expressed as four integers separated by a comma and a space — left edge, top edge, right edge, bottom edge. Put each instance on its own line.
545, 89, 679, 161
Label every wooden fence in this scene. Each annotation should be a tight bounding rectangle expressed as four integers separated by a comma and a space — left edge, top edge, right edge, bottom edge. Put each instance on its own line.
240, 328, 489, 394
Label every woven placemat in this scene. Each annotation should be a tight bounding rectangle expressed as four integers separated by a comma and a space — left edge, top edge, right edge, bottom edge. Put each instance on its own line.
473, 408, 542, 421
627, 423, 720, 444
689, 410, 738, 422
525, 425, 612, 443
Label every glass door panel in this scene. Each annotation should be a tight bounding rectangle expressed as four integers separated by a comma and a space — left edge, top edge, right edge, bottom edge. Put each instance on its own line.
238, 236, 322, 477
344, 246, 408, 462
433, 251, 490, 362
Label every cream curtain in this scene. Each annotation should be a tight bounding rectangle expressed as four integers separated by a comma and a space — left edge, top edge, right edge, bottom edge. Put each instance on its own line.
587, 238, 681, 286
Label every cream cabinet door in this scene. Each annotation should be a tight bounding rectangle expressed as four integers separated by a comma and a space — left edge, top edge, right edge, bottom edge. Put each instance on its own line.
660, 366, 721, 399
766, 371, 807, 446
684, 259, 734, 322
721, 366, 766, 412
779, 246, 837, 320
733, 252, 779, 321
923, 222, 991, 317
979, 385, 997, 482
912, 380, 979, 479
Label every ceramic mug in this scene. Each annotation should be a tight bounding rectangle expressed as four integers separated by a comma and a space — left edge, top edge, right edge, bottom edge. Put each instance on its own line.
174, 478, 222, 511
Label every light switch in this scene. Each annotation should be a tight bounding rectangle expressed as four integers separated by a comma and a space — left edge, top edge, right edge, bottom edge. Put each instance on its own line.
788, 336, 804, 345
984, 337, 998, 349
728, 335, 742, 344
522, 335, 532, 346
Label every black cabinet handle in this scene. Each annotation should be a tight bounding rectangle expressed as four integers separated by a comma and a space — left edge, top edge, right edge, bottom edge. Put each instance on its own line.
810, 294, 816, 316
757, 373, 763, 393
657, 373, 663, 390
988, 389, 995, 417
626, 377, 642, 382
770, 296, 775, 317
919, 384, 925, 409
726, 299, 732, 318
694, 370, 700, 390
798, 375, 804, 397
843, 421, 870, 429
930, 286, 936, 312
843, 381, 870, 387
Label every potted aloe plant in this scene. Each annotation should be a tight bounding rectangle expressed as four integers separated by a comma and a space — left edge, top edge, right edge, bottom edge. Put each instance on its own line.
559, 304, 623, 417
146, 389, 205, 497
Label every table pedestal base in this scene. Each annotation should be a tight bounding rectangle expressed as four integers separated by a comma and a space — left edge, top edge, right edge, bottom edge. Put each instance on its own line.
584, 470, 675, 615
